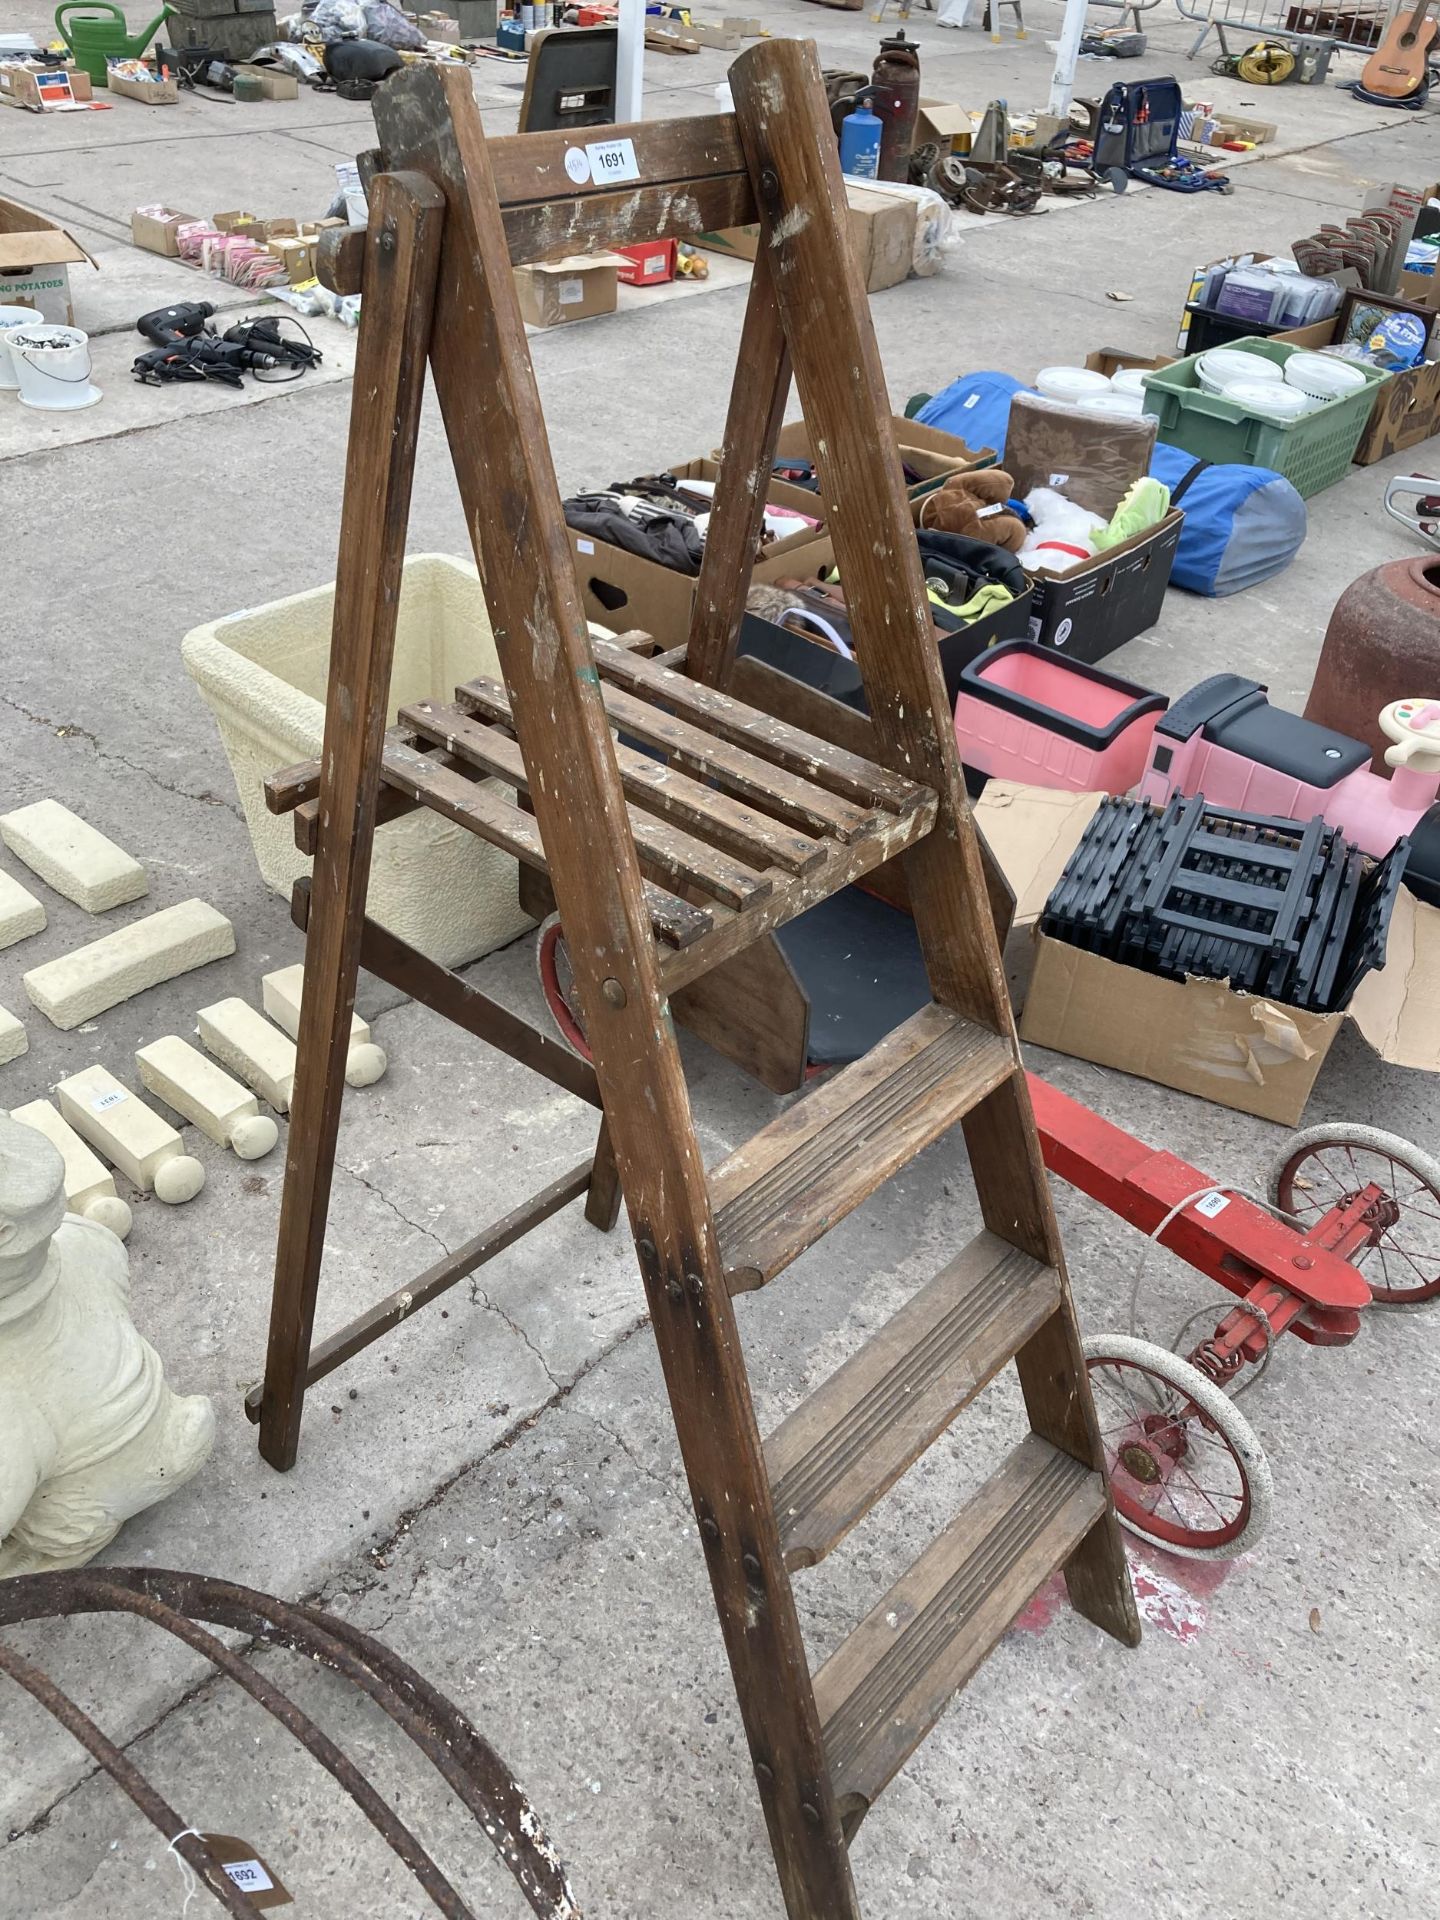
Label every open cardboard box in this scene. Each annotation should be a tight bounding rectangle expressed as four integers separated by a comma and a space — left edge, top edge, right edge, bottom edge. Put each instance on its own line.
974, 782, 1440, 1125
766, 415, 993, 502
565, 457, 826, 638
0, 192, 93, 325
1276, 302, 1440, 464
694, 180, 918, 294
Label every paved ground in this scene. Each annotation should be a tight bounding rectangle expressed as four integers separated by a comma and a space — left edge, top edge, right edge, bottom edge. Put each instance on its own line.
2, 4, 1438, 1917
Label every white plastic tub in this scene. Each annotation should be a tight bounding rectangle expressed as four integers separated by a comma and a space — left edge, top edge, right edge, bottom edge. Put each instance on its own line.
182, 553, 532, 969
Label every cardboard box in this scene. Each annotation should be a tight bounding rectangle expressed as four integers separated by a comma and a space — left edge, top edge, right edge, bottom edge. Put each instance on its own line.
1276, 309, 1440, 463
130, 206, 200, 256
213, 209, 262, 234
1084, 347, 1173, 380
0, 193, 93, 326
982, 781, 1440, 1123
235, 63, 300, 100
915, 99, 973, 154
768, 415, 992, 502
695, 182, 920, 293
107, 72, 178, 106
268, 235, 315, 283
845, 183, 917, 294
692, 223, 759, 261
0, 62, 93, 110
566, 456, 826, 636
514, 254, 624, 328
617, 238, 677, 286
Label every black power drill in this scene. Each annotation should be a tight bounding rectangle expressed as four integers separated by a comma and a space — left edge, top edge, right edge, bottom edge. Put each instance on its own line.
132, 305, 321, 387
136, 300, 216, 345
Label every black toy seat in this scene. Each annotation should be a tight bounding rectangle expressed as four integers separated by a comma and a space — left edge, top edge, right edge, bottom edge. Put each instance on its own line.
1159, 675, 1370, 790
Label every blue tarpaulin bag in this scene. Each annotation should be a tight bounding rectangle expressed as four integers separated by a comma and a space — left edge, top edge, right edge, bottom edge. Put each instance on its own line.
914, 373, 1307, 597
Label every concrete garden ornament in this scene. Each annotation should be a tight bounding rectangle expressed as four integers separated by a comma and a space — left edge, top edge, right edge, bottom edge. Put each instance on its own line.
0, 1113, 214, 1576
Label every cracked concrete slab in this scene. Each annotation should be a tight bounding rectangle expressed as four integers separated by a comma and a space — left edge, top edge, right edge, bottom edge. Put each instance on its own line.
2, 1, 1438, 1914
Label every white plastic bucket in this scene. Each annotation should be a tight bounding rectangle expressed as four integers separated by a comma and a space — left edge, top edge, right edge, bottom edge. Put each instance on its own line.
0, 305, 36, 393
8, 324, 102, 412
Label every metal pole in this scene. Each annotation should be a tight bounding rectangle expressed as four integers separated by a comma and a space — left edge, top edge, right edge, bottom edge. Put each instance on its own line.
1048, 0, 1089, 115
616, 0, 644, 121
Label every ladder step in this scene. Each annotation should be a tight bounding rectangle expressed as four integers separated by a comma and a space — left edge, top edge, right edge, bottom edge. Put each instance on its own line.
766, 1234, 1060, 1570
712, 1005, 1014, 1293
815, 1434, 1107, 1837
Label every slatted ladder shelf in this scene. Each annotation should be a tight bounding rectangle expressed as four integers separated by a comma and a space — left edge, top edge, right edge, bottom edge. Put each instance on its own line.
251, 41, 1139, 1920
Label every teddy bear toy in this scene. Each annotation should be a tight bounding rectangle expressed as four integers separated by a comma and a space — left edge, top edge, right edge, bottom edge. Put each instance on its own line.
917, 467, 1027, 552
0, 1113, 214, 1576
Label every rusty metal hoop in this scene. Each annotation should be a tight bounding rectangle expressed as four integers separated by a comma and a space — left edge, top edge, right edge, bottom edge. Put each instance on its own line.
0, 1566, 581, 1920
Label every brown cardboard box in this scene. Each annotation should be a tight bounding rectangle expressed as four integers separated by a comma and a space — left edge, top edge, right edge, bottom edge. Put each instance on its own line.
978, 781, 1440, 1123
692, 224, 761, 262
131, 206, 201, 257
514, 254, 624, 328
915, 99, 972, 154
844, 184, 917, 294
0, 63, 93, 110
1085, 346, 1173, 379
567, 455, 826, 634
213, 210, 262, 234
768, 415, 993, 500
235, 63, 300, 99
108, 72, 178, 105
695, 182, 919, 290
0, 193, 93, 325
268, 235, 315, 283
1276, 310, 1440, 463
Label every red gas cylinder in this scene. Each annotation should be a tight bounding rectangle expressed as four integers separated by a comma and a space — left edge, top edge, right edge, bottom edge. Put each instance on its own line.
1305, 556, 1440, 766
871, 29, 921, 183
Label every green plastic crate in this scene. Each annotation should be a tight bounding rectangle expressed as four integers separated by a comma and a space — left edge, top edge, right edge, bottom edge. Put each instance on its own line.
1141, 338, 1389, 499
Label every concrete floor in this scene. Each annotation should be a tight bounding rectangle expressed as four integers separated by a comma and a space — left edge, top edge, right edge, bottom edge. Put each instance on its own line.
1, 3, 1438, 1916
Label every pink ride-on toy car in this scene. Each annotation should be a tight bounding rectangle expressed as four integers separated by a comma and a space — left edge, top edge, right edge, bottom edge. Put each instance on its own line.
952, 640, 1169, 794
1138, 677, 1440, 905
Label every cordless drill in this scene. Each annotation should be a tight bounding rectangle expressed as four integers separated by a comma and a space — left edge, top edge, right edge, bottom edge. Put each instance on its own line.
136, 301, 216, 346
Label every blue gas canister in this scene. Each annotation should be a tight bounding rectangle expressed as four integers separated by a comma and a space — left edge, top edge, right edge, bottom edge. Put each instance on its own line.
839, 92, 884, 180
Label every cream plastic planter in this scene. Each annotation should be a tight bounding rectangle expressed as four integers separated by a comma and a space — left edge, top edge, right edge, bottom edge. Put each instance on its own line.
182, 554, 532, 970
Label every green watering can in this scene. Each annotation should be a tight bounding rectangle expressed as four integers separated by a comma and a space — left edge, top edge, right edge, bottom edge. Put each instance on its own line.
54, 3, 175, 88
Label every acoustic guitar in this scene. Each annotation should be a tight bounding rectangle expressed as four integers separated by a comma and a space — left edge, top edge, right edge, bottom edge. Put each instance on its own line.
1362, 0, 1439, 98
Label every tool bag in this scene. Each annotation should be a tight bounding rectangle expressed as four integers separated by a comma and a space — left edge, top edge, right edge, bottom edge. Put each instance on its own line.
1092, 77, 1230, 192
910, 372, 1307, 596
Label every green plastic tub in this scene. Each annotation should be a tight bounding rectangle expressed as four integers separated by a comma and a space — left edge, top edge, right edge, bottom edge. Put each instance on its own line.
1141, 338, 1389, 499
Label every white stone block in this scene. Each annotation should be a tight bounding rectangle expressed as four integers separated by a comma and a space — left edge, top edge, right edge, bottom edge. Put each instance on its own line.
261, 963, 387, 1088
0, 800, 148, 913
57, 1066, 205, 1205
0, 1007, 26, 1068
9, 1098, 133, 1240
197, 999, 297, 1113
22, 899, 235, 1032
0, 870, 46, 950
136, 1035, 278, 1161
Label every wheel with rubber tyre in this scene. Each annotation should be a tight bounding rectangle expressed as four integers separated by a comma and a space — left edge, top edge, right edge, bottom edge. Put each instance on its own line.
536, 915, 591, 1061
1269, 1123, 1440, 1304
1083, 1334, 1273, 1559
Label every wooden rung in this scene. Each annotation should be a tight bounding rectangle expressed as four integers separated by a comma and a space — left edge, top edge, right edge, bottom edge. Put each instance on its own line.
454, 678, 826, 877
463, 673, 875, 844
380, 736, 714, 950
488, 113, 748, 211
400, 700, 775, 912
766, 1235, 1061, 1570
592, 639, 928, 817
712, 1005, 1015, 1294
815, 1435, 1107, 1838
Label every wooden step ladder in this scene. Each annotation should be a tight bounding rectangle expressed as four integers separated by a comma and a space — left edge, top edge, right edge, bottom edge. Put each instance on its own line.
252, 43, 1139, 1919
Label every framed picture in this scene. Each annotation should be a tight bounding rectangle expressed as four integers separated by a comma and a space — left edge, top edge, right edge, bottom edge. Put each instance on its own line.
1337, 287, 1438, 360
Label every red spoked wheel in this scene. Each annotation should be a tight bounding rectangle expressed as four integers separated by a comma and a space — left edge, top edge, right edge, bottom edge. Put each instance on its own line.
536, 914, 592, 1061
1270, 1123, 1440, 1305
1083, 1335, 1273, 1559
